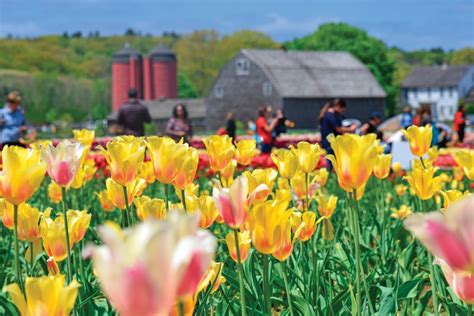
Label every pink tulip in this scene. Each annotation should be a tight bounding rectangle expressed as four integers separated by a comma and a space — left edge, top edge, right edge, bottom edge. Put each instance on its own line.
213, 176, 267, 229
85, 212, 216, 316
404, 196, 474, 304
41, 140, 85, 187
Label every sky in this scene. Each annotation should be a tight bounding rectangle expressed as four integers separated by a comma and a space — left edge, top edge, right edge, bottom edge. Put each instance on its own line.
1, 0, 473, 50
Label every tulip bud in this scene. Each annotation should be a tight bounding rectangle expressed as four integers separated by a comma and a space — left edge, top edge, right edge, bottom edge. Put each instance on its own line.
47, 257, 60, 275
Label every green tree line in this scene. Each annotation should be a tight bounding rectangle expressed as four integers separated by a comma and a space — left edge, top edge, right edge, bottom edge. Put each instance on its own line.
0, 24, 472, 122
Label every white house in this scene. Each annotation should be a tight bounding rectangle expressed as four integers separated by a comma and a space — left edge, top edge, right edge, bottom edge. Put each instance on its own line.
401, 64, 474, 121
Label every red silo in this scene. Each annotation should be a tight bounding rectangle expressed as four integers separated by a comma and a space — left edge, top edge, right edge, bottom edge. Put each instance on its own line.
111, 45, 142, 111
143, 56, 153, 100
150, 44, 177, 99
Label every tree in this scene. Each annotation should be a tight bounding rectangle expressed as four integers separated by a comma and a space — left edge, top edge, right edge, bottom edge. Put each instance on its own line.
285, 23, 397, 116
178, 72, 199, 98
451, 47, 474, 65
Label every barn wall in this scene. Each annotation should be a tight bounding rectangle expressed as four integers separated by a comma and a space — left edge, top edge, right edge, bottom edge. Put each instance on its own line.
283, 97, 386, 130
206, 52, 282, 131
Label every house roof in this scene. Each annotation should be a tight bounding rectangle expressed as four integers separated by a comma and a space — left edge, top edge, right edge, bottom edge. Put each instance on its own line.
241, 49, 386, 98
108, 98, 206, 121
402, 65, 473, 88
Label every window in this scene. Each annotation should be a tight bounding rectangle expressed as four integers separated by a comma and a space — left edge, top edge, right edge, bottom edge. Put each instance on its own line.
235, 58, 250, 76
263, 81, 272, 96
449, 87, 454, 97
214, 85, 224, 98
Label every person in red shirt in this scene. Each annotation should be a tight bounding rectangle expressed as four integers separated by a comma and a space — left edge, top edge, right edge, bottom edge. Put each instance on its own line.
256, 106, 281, 153
453, 105, 466, 144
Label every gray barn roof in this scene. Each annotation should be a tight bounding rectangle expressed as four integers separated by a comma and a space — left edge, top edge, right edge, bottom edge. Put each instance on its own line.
402, 65, 473, 88
241, 49, 386, 98
108, 98, 206, 121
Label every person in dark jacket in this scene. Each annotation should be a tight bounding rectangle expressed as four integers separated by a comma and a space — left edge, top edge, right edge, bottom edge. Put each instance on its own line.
117, 88, 152, 136
225, 112, 236, 141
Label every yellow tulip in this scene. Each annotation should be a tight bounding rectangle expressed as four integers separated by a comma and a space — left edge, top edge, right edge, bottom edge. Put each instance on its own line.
373, 154, 392, 179
47, 257, 60, 275
139, 161, 156, 184
290, 141, 323, 173
29, 140, 52, 150
453, 166, 464, 181
426, 147, 439, 164
172, 144, 199, 190
2, 146, 46, 205
250, 199, 292, 254
40, 210, 73, 262
68, 210, 91, 243
316, 195, 338, 240
48, 182, 62, 204
392, 162, 403, 176
105, 178, 147, 210
244, 168, 278, 202
271, 149, 299, 179
73, 128, 95, 148
0, 200, 44, 242
96, 190, 115, 212
441, 190, 470, 210
5, 274, 79, 316
395, 184, 407, 196
71, 158, 97, 189
220, 160, 237, 188
145, 136, 182, 184
203, 135, 235, 171
226, 230, 251, 263
391, 205, 413, 220
272, 219, 296, 261
402, 125, 433, 157
404, 165, 443, 200
291, 211, 317, 241
99, 136, 145, 186
326, 134, 378, 193
134, 196, 167, 221
196, 261, 226, 295
454, 150, 474, 180
235, 139, 256, 166
290, 171, 318, 203
314, 168, 329, 186
197, 195, 219, 228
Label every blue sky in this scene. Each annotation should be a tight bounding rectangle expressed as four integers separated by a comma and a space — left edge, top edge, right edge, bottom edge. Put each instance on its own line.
1, 0, 473, 50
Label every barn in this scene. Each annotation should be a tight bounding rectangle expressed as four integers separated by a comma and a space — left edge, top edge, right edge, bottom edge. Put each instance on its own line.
206, 49, 386, 130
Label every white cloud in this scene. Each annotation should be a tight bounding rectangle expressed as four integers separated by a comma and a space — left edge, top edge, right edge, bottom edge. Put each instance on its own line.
255, 13, 339, 39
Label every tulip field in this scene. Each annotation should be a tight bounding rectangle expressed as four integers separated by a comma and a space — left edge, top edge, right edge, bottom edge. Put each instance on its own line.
0, 127, 473, 316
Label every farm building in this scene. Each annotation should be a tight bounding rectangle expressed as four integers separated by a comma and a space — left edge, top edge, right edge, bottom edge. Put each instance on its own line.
206, 49, 386, 130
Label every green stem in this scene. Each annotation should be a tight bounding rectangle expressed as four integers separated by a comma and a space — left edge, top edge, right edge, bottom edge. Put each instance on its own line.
164, 183, 170, 212
280, 263, 294, 316
178, 301, 185, 316
263, 254, 271, 314
181, 189, 187, 213
13, 204, 23, 291
468, 304, 472, 316
428, 252, 440, 316
305, 172, 309, 211
122, 186, 132, 227
29, 241, 33, 276
233, 229, 247, 316
61, 186, 73, 284
349, 192, 362, 316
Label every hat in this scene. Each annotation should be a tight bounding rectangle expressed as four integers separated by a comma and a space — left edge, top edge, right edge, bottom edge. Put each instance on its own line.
6, 91, 21, 103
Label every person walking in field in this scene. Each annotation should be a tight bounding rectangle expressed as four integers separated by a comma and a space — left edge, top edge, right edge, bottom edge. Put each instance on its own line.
453, 104, 467, 144
0, 91, 29, 148
256, 106, 281, 153
165, 103, 193, 143
117, 88, 152, 136
319, 99, 356, 154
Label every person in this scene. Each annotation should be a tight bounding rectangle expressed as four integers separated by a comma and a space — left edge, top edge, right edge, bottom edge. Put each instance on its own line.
453, 105, 466, 144
320, 99, 356, 154
117, 88, 152, 136
400, 106, 413, 129
420, 107, 432, 126
225, 112, 236, 141
413, 108, 422, 126
165, 103, 193, 143
256, 106, 281, 153
360, 112, 383, 139
274, 109, 294, 138
0, 91, 28, 147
